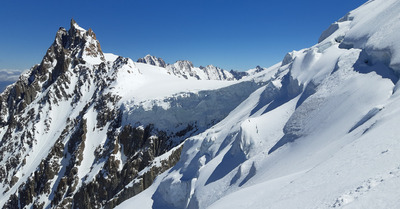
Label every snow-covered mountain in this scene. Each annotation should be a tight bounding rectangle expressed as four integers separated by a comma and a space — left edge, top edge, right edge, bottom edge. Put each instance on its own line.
137, 55, 167, 68
0, 19, 262, 208
137, 54, 241, 81
1, 0, 400, 208
115, 0, 400, 208
165, 62, 236, 81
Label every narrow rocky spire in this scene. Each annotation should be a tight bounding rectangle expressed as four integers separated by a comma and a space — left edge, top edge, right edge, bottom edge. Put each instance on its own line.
70, 18, 77, 29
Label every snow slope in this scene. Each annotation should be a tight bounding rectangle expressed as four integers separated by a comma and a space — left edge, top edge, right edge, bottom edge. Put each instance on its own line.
117, 0, 400, 208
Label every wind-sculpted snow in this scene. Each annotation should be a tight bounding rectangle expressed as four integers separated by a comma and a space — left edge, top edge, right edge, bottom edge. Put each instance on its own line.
320, 0, 400, 75
118, 0, 400, 208
348, 106, 383, 133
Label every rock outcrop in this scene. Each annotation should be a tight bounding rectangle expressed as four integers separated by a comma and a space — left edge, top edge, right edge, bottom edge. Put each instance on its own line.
137, 55, 166, 68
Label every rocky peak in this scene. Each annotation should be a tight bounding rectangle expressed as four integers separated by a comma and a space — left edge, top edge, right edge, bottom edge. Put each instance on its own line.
164, 60, 196, 79
255, 65, 264, 73
66, 19, 104, 59
137, 54, 166, 68
204, 64, 218, 70
69, 18, 97, 40
201, 64, 235, 81
48, 19, 105, 67
40, 19, 105, 80
0, 19, 106, 125
230, 69, 249, 80
202, 64, 220, 73
70, 18, 84, 33
164, 61, 237, 80
174, 60, 194, 71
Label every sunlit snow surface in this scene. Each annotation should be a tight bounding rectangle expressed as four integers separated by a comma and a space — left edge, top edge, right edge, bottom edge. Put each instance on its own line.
117, 0, 400, 208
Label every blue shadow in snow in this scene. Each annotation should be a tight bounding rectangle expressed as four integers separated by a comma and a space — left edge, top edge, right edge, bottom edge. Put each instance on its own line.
205, 149, 246, 186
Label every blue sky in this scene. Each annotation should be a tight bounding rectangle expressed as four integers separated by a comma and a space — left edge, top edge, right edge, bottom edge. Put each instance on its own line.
0, 0, 367, 71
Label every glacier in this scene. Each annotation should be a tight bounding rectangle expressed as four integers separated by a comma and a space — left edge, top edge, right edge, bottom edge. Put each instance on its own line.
117, 0, 400, 208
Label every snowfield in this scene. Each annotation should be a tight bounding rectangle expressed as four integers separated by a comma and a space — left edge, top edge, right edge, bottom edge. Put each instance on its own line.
117, 0, 400, 208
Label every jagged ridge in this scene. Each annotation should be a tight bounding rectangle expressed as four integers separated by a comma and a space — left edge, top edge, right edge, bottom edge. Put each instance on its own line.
136, 54, 267, 81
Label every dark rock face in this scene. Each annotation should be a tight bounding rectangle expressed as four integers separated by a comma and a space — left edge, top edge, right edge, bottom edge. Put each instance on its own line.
254, 65, 265, 73
70, 123, 183, 209
230, 66, 265, 80
73, 123, 184, 209
230, 70, 249, 80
